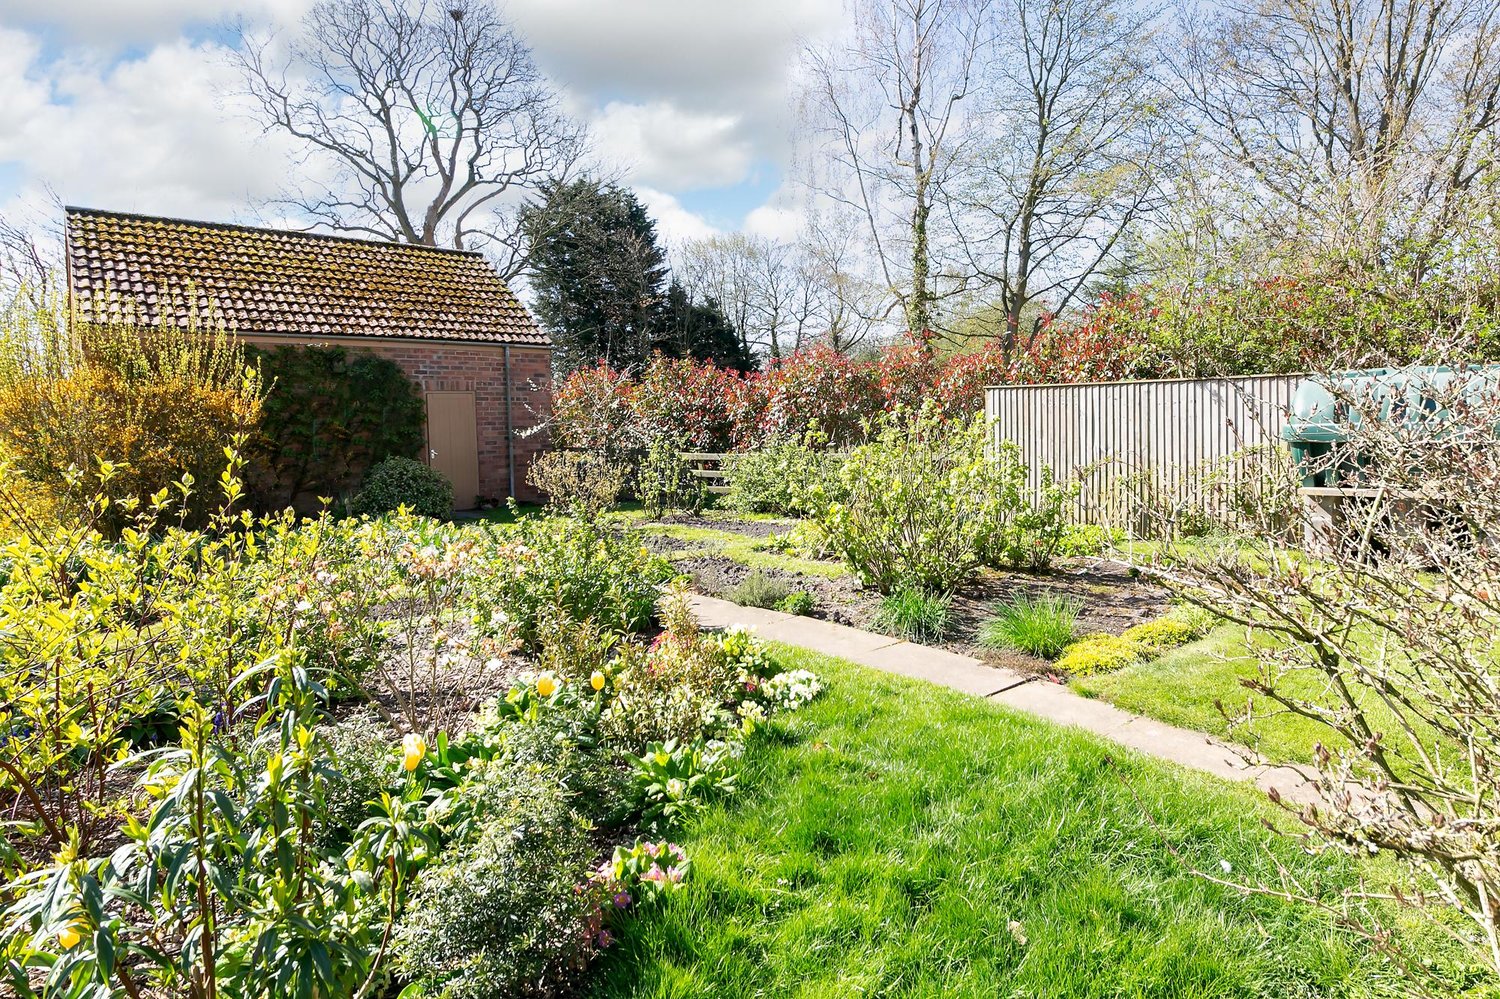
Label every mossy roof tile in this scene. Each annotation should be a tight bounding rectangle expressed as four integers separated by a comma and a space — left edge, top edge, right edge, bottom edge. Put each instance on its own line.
64, 207, 548, 348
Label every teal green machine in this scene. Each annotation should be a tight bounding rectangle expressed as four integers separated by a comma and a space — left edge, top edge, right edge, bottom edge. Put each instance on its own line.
1280, 365, 1500, 544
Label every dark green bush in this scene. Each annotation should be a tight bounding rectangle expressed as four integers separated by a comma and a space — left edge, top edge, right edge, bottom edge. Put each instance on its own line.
393, 771, 594, 999
349, 456, 453, 519
246, 345, 424, 510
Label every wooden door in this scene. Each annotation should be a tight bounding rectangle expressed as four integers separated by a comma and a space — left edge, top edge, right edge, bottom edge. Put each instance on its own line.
425, 391, 479, 510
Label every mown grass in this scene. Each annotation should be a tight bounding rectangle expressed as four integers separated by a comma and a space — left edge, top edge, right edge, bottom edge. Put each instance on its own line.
632, 522, 850, 580
1073, 623, 1450, 770
590, 647, 1482, 999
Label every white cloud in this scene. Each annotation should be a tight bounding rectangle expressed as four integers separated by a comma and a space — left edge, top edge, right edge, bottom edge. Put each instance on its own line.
0, 31, 300, 223
2, 0, 314, 44
592, 101, 753, 190
0, 0, 844, 239
634, 186, 718, 245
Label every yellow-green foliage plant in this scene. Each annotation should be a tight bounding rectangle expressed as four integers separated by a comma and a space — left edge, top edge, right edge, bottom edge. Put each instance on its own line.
0, 282, 261, 534
1054, 634, 1145, 675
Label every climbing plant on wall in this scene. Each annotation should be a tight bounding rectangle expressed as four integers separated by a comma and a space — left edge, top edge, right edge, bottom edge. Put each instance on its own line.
246, 345, 425, 509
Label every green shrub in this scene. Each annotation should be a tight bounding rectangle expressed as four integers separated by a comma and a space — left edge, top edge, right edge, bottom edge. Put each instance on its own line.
872, 587, 952, 642
473, 516, 675, 649
527, 449, 629, 520
393, 770, 595, 999
0, 291, 261, 534
1055, 634, 1144, 675
775, 591, 815, 616
1054, 524, 1125, 558
317, 713, 404, 847
978, 593, 1081, 659
637, 436, 709, 517
725, 570, 792, 609
804, 407, 1073, 593
724, 438, 838, 516
246, 344, 424, 511
348, 455, 454, 518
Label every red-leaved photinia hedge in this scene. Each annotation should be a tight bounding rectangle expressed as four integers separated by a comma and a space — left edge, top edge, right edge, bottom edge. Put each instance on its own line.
551, 307, 1160, 455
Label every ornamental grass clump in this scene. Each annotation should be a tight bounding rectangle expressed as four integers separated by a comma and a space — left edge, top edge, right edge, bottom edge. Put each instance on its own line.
979, 593, 1082, 659
871, 586, 952, 642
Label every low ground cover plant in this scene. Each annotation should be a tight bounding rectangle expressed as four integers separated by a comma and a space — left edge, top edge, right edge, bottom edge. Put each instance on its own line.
724, 569, 791, 609
774, 591, 814, 616
979, 593, 1082, 659
1054, 605, 1215, 676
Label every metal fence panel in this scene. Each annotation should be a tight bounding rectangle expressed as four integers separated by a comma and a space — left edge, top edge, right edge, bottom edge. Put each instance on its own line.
985, 375, 1300, 529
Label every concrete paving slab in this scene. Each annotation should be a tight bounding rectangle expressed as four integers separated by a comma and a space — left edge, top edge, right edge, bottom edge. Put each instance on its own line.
688, 592, 1324, 804
859, 642, 1027, 697
690, 595, 903, 658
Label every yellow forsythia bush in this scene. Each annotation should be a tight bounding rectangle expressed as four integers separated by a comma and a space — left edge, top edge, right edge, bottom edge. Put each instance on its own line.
0, 286, 262, 532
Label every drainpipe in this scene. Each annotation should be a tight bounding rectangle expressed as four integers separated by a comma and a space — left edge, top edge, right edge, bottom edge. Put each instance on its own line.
503, 345, 516, 500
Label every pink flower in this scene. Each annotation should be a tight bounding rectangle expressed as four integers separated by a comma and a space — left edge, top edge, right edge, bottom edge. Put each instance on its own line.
613, 891, 632, 908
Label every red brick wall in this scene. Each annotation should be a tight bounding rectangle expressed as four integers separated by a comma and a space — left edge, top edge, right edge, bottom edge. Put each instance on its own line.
242, 335, 552, 505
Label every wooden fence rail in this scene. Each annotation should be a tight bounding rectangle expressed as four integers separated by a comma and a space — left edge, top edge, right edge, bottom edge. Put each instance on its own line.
678, 452, 732, 494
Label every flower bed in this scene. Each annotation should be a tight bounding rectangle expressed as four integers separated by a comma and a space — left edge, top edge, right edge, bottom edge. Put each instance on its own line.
0, 475, 823, 997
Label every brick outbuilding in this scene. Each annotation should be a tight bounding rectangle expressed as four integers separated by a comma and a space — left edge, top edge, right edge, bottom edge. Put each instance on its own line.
64, 207, 552, 509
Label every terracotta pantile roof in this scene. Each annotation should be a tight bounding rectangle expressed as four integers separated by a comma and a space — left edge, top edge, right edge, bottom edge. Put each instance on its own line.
64, 207, 549, 347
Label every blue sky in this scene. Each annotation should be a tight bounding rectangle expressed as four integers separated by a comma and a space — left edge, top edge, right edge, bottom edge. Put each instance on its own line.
0, 0, 842, 247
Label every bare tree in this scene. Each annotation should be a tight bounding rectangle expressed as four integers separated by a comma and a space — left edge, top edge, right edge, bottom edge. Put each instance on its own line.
950, 0, 1169, 357
0, 189, 63, 308
802, 0, 990, 336
234, 0, 586, 278
1170, 0, 1500, 280
678, 229, 882, 363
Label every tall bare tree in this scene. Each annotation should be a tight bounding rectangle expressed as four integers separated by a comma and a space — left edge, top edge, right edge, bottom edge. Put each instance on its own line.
1171, 0, 1500, 280
235, 0, 586, 278
803, 0, 990, 336
950, 0, 1168, 357
678, 228, 881, 362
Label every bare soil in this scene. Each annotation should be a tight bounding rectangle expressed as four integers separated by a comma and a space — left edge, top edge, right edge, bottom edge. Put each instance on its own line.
650, 516, 1171, 676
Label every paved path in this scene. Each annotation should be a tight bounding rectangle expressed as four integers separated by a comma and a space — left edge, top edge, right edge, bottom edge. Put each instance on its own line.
691, 594, 1322, 806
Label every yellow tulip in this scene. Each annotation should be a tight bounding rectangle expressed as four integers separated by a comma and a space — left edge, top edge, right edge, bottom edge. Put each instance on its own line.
57, 925, 81, 949
537, 675, 558, 698
590, 671, 606, 691
401, 732, 426, 772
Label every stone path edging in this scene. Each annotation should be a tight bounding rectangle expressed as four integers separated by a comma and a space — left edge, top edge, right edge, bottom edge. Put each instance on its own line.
690, 594, 1322, 807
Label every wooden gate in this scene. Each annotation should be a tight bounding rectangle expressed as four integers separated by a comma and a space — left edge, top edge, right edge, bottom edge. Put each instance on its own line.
425, 390, 480, 510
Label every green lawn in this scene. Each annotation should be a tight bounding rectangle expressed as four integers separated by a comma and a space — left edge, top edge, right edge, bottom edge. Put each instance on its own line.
1072, 623, 1336, 765
633, 521, 849, 579
590, 647, 1481, 999
1074, 623, 1450, 771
